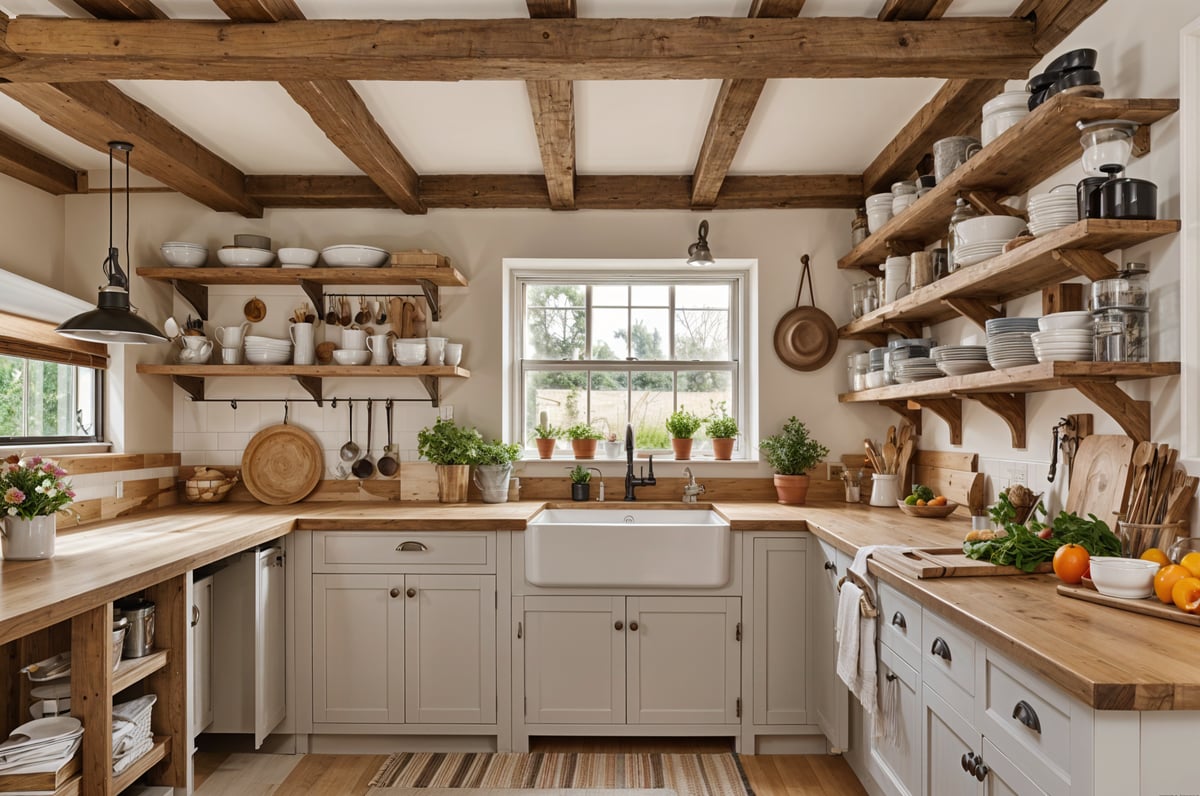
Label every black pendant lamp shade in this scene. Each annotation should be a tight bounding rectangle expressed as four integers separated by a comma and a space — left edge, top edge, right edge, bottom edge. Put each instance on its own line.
56, 142, 167, 345
687, 219, 715, 267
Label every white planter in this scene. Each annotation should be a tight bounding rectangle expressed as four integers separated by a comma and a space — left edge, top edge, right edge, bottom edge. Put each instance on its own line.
473, 464, 512, 504
3, 514, 56, 560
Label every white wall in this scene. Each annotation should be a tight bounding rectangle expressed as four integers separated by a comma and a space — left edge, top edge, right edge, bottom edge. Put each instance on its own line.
0, 172, 65, 289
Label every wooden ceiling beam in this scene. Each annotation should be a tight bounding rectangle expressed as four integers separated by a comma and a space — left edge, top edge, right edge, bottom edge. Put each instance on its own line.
0, 82, 261, 217
245, 173, 863, 210
689, 0, 805, 209
526, 0, 576, 210
0, 17, 1039, 82
0, 130, 83, 195
70, 0, 167, 19
210, 0, 425, 214
1012, 0, 1107, 52
878, 0, 955, 21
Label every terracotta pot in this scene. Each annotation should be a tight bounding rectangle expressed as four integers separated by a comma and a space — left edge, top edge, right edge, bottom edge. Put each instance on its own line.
571, 439, 598, 459
535, 438, 557, 459
711, 437, 735, 461
671, 437, 694, 460
773, 473, 811, 505
436, 464, 470, 504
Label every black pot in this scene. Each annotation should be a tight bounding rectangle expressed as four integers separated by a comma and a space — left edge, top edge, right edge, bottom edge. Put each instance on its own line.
1046, 48, 1098, 74
1077, 177, 1108, 219
1046, 69, 1103, 101
571, 483, 590, 502
1100, 178, 1158, 220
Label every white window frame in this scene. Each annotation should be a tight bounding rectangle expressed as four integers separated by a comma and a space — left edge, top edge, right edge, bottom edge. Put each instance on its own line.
503, 258, 757, 460
1181, 15, 1200, 468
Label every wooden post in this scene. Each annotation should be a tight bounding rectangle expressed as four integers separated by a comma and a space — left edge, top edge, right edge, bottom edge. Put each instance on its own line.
1042, 283, 1087, 315
146, 574, 189, 789
72, 604, 114, 796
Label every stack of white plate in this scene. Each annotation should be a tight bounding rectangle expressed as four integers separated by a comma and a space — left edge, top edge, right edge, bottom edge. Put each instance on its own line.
985, 317, 1040, 369
892, 357, 943, 383
243, 335, 292, 365
931, 345, 992, 376
1031, 329, 1094, 362
955, 240, 1009, 267
1028, 187, 1079, 236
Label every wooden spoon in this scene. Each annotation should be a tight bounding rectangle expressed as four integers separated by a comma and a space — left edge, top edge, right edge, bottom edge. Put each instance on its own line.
1165, 476, 1199, 524
882, 441, 898, 474
864, 439, 883, 473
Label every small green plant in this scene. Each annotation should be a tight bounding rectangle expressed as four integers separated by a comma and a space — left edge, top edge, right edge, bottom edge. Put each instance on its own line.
568, 464, 591, 484
704, 401, 738, 439
472, 440, 522, 466
416, 417, 484, 465
665, 407, 702, 439
759, 416, 829, 476
533, 423, 562, 440
565, 423, 603, 441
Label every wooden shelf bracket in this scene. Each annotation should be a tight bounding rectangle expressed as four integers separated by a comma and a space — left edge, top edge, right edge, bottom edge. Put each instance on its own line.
293, 375, 324, 405
417, 279, 442, 321
418, 375, 440, 407
881, 321, 924, 338
913, 397, 963, 445
967, 392, 1027, 449
963, 190, 1027, 220
298, 279, 324, 313
170, 280, 208, 319
878, 400, 922, 435
941, 297, 1005, 331
1051, 249, 1122, 281
1072, 381, 1152, 443
172, 375, 205, 401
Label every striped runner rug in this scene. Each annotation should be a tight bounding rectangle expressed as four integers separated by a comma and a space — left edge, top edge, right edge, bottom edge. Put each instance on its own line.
368, 753, 753, 795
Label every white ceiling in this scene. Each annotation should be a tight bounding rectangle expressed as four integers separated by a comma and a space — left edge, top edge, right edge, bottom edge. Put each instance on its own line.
0, 0, 1027, 184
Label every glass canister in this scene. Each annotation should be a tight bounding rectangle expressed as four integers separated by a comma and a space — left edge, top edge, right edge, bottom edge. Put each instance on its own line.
946, 198, 979, 272
851, 281, 869, 319
852, 352, 870, 390
1093, 308, 1149, 362
1091, 265, 1149, 310
851, 208, 869, 248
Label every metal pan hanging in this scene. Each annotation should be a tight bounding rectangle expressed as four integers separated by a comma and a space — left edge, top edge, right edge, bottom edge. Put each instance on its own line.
773, 254, 838, 371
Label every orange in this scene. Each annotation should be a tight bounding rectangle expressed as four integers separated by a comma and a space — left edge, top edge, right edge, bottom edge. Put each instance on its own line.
1140, 548, 1170, 568
1155, 564, 1191, 604
1180, 552, 1200, 579
1052, 544, 1090, 585
929, 496, 948, 507
916, 499, 927, 506
1172, 576, 1200, 613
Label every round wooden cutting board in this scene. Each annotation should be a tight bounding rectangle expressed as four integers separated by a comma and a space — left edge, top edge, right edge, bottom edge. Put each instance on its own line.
240, 424, 323, 505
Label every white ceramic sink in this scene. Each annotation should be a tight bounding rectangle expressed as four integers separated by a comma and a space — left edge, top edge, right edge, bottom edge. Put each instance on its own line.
524, 508, 731, 588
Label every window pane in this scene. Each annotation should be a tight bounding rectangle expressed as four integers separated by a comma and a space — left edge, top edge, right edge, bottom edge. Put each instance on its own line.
591, 307, 627, 360
524, 370, 587, 444
525, 284, 585, 359
630, 371, 673, 449
0, 356, 23, 436
589, 371, 628, 439
0, 356, 98, 441
677, 371, 733, 440
631, 284, 669, 306
675, 307, 730, 360
676, 284, 730, 310
592, 285, 628, 307
628, 309, 669, 360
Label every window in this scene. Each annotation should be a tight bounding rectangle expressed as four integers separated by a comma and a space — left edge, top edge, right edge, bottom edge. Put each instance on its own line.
0, 356, 102, 444
511, 267, 748, 457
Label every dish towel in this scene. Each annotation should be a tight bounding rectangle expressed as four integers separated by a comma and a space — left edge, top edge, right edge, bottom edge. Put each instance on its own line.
835, 544, 907, 740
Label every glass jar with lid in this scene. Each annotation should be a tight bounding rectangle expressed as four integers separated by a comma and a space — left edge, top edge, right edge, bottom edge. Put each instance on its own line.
1091, 263, 1148, 310
946, 198, 979, 272
851, 208, 869, 248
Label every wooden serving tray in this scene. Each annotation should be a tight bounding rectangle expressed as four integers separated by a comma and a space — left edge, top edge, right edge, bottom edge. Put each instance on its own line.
1057, 583, 1200, 626
872, 547, 1052, 579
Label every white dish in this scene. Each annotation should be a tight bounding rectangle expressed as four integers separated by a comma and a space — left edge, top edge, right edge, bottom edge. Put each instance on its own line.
332, 349, 371, 366
937, 361, 993, 376
160, 242, 208, 268
1089, 556, 1158, 599
216, 247, 275, 267
278, 247, 319, 267
1038, 311, 1094, 332
321, 244, 389, 268
955, 215, 1028, 247
244, 351, 290, 365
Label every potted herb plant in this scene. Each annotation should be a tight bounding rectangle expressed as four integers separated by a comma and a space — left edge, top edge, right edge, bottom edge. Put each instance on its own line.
565, 423, 603, 459
665, 407, 702, 460
417, 417, 483, 503
604, 431, 623, 459
568, 464, 592, 501
704, 401, 738, 461
0, 455, 76, 560
533, 423, 561, 460
759, 416, 829, 505
472, 440, 522, 504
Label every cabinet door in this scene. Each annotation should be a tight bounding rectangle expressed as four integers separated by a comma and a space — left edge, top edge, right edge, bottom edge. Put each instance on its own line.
873, 644, 920, 796
254, 546, 286, 747
627, 596, 740, 725
313, 573, 404, 724
404, 574, 496, 725
523, 596, 624, 724
924, 685, 983, 796
752, 536, 807, 725
191, 574, 214, 739
809, 538, 850, 751
981, 738, 1049, 796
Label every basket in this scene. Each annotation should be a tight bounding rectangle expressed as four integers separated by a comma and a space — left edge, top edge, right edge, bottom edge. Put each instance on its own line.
184, 474, 238, 503
896, 500, 959, 518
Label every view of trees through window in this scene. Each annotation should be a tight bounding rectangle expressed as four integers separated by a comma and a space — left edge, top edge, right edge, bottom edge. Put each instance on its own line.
521, 281, 735, 450
0, 356, 98, 441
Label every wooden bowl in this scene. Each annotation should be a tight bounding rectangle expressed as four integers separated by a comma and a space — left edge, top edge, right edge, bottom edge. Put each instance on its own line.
897, 499, 959, 518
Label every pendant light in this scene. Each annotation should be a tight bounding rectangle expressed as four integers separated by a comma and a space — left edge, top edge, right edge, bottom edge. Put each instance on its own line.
686, 219, 715, 267
56, 141, 167, 344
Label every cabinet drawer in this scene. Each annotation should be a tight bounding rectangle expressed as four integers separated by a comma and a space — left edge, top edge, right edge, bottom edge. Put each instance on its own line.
921, 609, 975, 723
313, 531, 496, 573
977, 648, 1080, 796
877, 582, 922, 669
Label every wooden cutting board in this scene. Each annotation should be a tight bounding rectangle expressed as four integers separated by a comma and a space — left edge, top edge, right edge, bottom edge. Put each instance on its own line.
872, 547, 1053, 579
1065, 434, 1134, 523
241, 424, 323, 505
1057, 583, 1200, 627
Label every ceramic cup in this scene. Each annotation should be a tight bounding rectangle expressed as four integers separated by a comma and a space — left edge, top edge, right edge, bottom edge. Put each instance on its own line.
366, 334, 391, 366
444, 342, 463, 367
220, 347, 241, 365
933, 136, 982, 183
290, 322, 316, 366
341, 327, 367, 351
424, 336, 447, 366
393, 340, 426, 365
214, 322, 249, 350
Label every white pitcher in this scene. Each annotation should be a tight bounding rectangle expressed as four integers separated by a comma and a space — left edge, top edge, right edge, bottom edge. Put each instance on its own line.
366, 334, 391, 366
214, 322, 250, 350
290, 322, 316, 366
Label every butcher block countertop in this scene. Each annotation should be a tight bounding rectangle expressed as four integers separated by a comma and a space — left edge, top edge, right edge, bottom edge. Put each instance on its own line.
1, 499, 1196, 711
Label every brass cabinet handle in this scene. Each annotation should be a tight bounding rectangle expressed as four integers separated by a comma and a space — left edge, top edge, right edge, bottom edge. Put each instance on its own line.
389, 587, 401, 598
930, 636, 952, 662
396, 541, 428, 552
629, 621, 639, 631
891, 611, 907, 630
614, 621, 624, 631
406, 587, 417, 598
191, 605, 200, 628
1012, 700, 1042, 734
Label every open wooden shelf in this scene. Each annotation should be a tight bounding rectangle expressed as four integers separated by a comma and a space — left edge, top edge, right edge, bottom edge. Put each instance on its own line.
839, 218, 1180, 342
113, 649, 169, 694
111, 737, 169, 795
837, 95, 1179, 271
136, 363, 470, 406
839, 361, 1178, 447
137, 263, 467, 320
52, 774, 80, 796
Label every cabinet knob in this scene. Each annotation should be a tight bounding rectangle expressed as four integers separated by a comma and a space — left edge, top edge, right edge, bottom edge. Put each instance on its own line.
629, 621, 639, 631
407, 587, 417, 598
974, 762, 989, 782
824, 561, 837, 572
190, 604, 200, 628
930, 636, 952, 662
891, 611, 906, 630
389, 587, 401, 598
1012, 699, 1042, 733
961, 752, 973, 773
885, 672, 897, 682
615, 621, 624, 631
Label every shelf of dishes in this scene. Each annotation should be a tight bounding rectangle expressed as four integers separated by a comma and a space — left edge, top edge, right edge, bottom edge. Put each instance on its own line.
838, 95, 1178, 272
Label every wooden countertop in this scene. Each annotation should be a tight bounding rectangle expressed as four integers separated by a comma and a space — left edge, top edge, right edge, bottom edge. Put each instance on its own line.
2, 499, 1195, 711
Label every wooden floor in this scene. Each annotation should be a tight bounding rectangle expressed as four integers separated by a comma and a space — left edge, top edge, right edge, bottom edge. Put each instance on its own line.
194, 738, 867, 796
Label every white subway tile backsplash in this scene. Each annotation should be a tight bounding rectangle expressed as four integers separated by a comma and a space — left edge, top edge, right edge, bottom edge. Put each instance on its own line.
233, 403, 262, 431
179, 400, 206, 433
289, 401, 325, 431
217, 432, 252, 450
206, 402, 237, 433
184, 432, 220, 452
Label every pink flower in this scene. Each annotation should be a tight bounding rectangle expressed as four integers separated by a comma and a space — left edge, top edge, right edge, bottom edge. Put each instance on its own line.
28, 457, 42, 466
54, 468, 67, 477
4, 487, 25, 505
66, 490, 76, 499
43, 463, 56, 474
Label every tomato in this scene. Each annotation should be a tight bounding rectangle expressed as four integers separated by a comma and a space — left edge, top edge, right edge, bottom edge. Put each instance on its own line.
1052, 543, 1090, 585
1037, 527, 1053, 540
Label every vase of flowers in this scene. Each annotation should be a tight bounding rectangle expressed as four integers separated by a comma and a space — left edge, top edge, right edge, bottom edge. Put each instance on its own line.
0, 455, 75, 560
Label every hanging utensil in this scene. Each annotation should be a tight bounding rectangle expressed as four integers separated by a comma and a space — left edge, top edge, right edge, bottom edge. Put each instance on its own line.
243, 296, 266, 323
377, 399, 399, 477
339, 398, 360, 463
339, 297, 352, 326
376, 296, 389, 324
324, 296, 339, 326
773, 254, 838, 372
352, 398, 376, 478
355, 297, 370, 325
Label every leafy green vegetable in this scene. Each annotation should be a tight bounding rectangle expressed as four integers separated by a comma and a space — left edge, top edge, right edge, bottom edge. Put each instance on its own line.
963, 510, 1120, 572
912, 484, 934, 502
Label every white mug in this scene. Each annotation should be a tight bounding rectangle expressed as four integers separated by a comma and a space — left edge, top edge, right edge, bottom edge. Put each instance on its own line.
424, 336, 447, 366
444, 342, 463, 367
214, 322, 249, 350
290, 322, 316, 366
220, 347, 241, 365
392, 340, 426, 365
366, 334, 391, 366
341, 328, 367, 351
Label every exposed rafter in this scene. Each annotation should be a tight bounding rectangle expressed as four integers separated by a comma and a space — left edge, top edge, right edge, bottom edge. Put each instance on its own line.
211, 0, 424, 214
689, 0, 805, 209
70, 0, 167, 19
0, 130, 83, 195
0, 17, 1039, 82
525, 0, 576, 210
1012, 0, 1108, 51
878, 0, 955, 21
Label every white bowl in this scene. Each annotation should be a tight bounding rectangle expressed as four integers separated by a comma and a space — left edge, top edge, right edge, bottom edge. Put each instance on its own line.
321, 244, 389, 268
244, 335, 291, 348
954, 215, 1028, 247
865, 370, 889, 390
244, 350, 290, 365
332, 349, 371, 366
278, 247, 319, 267
1088, 556, 1159, 599
160, 242, 208, 268
1037, 311, 1094, 332
983, 91, 1030, 115
216, 247, 275, 267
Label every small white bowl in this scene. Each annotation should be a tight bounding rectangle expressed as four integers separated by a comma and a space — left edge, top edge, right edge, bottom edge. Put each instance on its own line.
954, 215, 1028, 247
278, 247, 319, 268
332, 349, 371, 366
1088, 556, 1159, 599
216, 247, 275, 267
160, 242, 208, 268
1037, 311, 1094, 332
321, 244, 389, 268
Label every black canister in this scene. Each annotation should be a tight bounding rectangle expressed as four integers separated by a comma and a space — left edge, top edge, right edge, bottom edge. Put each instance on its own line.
1077, 177, 1107, 219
